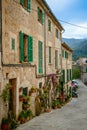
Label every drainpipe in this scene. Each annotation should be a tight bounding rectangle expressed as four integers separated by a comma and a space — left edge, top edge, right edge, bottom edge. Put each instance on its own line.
44, 12, 46, 82
0, 0, 2, 66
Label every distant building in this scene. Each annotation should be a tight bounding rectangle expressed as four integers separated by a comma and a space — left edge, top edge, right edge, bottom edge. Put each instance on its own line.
78, 58, 87, 84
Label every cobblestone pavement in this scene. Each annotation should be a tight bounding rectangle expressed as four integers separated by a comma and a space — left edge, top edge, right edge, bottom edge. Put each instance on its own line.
16, 80, 87, 130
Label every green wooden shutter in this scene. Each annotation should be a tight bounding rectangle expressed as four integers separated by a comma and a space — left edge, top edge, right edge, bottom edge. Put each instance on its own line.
19, 31, 24, 62
55, 50, 58, 68
62, 50, 64, 57
70, 69, 72, 80
38, 7, 40, 21
42, 12, 45, 25
86, 68, 87, 72
62, 70, 65, 83
38, 41, 43, 74
20, 0, 24, 6
27, 0, 31, 12
11, 38, 15, 50
28, 36, 33, 62
67, 69, 68, 81
49, 47, 51, 63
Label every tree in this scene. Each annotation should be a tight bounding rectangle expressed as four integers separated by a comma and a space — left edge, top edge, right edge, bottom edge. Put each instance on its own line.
72, 68, 81, 79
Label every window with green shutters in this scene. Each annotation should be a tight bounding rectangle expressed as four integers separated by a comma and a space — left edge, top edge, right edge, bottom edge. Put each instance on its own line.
49, 47, 51, 64
48, 19, 51, 31
56, 28, 58, 38
20, 0, 31, 12
19, 31, 24, 62
19, 31, 33, 63
11, 38, 15, 50
55, 50, 58, 68
62, 70, 65, 83
67, 69, 71, 81
38, 7, 45, 25
70, 69, 72, 80
65, 51, 68, 59
62, 50, 64, 57
38, 41, 43, 74
28, 36, 33, 62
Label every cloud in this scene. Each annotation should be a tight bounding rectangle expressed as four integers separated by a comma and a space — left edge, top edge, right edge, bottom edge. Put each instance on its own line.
62, 22, 87, 38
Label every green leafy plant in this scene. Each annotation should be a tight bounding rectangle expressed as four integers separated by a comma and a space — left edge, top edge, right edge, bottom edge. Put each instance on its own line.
0, 83, 11, 103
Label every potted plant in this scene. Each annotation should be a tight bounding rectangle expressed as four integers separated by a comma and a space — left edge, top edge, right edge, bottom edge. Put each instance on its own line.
19, 110, 26, 124
19, 95, 24, 102
1, 118, 8, 130
52, 100, 58, 109
26, 109, 33, 120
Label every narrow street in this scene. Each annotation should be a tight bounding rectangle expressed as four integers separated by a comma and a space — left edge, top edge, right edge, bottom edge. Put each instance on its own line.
16, 80, 87, 130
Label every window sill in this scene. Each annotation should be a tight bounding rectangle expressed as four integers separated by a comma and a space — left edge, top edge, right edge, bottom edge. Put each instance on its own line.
48, 63, 52, 65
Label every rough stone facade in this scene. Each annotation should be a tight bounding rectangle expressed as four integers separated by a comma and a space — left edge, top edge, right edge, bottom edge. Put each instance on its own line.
0, 0, 72, 125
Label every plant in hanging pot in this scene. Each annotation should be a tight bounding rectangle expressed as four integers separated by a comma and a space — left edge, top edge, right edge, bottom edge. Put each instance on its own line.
19, 95, 24, 102
1, 118, 8, 130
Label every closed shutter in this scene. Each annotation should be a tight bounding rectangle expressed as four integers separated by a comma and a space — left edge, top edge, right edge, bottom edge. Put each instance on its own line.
38, 7, 40, 21
62, 70, 65, 83
70, 69, 72, 80
38, 41, 43, 74
67, 69, 68, 81
42, 12, 45, 25
20, 0, 24, 6
28, 36, 33, 62
55, 50, 58, 68
27, 0, 31, 11
49, 47, 51, 63
19, 31, 24, 62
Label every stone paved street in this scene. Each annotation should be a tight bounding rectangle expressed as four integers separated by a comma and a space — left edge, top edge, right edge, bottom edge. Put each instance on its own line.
16, 80, 87, 130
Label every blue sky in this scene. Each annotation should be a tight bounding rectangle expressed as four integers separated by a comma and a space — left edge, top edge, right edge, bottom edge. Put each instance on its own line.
45, 0, 87, 39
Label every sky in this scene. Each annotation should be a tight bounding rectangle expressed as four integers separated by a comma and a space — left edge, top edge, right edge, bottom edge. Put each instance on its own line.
45, 0, 87, 39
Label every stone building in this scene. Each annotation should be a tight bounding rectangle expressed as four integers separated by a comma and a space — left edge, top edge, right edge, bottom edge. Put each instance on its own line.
0, 0, 72, 125
62, 42, 73, 95
77, 58, 87, 84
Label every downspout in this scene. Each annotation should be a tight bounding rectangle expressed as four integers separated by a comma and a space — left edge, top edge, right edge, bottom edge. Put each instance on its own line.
0, 0, 2, 66
44, 12, 46, 82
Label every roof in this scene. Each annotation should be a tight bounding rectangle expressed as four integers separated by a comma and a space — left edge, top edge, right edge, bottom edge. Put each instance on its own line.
62, 42, 73, 52
38, 0, 64, 31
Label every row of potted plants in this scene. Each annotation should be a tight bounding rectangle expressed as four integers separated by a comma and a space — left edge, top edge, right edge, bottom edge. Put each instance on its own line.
18, 109, 33, 124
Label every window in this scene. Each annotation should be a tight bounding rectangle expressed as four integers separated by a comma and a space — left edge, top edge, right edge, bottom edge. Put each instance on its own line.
49, 47, 51, 64
38, 41, 43, 74
55, 50, 58, 68
56, 28, 58, 38
20, 0, 31, 12
23, 87, 28, 96
48, 19, 51, 31
11, 38, 15, 50
62, 70, 65, 83
65, 51, 68, 59
38, 7, 45, 25
86, 68, 87, 72
67, 69, 71, 81
62, 50, 64, 57
19, 31, 33, 63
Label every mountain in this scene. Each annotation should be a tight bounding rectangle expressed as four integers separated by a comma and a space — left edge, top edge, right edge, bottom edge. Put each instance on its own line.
62, 38, 87, 60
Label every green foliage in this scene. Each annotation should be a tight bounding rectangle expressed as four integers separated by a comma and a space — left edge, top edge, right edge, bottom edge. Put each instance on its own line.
1, 118, 8, 124
0, 83, 11, 103
72, 68, 81, 79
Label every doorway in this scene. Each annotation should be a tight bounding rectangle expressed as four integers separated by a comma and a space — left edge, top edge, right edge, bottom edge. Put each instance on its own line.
9, 78, 16, 118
